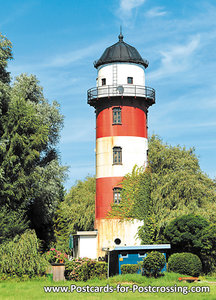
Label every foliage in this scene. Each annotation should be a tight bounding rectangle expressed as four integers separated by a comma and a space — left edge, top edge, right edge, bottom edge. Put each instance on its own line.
108, 166, 155, 243
148, 135, 216, 239
64, 258, 107, 281
0, 32, 12, 84
142, 251, 166, 278
108, 135, 216, 243
121, 264, 139, 274
168, 252, 202, 277
46, 248, 68, 263
164, 214, 209, 254
0, 33, 67, 247
200, 224, 216, 273
0, 230, 48, 278
0, 206, 29, 244
55, 176, 95, 251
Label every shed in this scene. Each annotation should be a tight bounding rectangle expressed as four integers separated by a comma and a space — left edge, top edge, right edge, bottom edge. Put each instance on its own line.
73, 231, 98, 259
108, 244, 171, 276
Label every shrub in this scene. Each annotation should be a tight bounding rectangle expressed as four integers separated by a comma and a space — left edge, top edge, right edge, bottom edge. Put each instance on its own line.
142, 251, 166, 278
168, 252, 202, 276
64, 258, 107, 281
164, 214, 209, 254
0, 230, 48, 278
121, 264, 139, 274
46, 248, 68, 263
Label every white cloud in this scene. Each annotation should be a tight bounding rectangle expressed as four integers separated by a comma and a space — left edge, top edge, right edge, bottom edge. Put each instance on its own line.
46, 44, 100, 68
117, 0, 146, 26
120, 0, 146, 15
149, 35, 200, 80
9, 39, 107, 74
146, 7, 167, 17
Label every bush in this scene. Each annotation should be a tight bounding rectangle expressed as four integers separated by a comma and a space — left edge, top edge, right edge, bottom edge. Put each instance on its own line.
142, 251, 166, 278
46, 248, 68, 263
168, 252, 202, 276
0, 230, 48, 278
64, 258, 107, 281
164, 214, 209, 254
121, 264, 139, 274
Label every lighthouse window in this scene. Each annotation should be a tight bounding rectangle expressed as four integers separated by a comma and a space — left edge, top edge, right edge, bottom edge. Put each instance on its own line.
113, 107, 121, 124
102, 78, 106, 86
127, 77, 133, 84
113, 187, 122, 204
113, 147, 122, 165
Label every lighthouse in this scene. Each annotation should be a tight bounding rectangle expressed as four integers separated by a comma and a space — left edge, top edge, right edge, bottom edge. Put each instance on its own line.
87, 32, 155, 258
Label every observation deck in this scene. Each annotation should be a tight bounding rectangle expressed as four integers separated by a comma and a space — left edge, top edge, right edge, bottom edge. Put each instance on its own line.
87, 85, 155, 107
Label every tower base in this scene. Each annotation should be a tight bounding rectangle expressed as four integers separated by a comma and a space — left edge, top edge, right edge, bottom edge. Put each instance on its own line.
95, 218, 143, 257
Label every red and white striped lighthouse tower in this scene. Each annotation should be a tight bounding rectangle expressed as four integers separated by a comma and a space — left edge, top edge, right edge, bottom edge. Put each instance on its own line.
87, 33, 155, 258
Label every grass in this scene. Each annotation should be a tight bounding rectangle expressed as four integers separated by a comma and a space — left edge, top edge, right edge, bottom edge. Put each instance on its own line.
0, 272, 215, 299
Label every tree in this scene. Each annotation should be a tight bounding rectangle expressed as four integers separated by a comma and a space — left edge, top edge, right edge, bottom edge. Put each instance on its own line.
148, 135, 216, 239
0, 34, 67, 247
200, 224, 216, 273
109, 135, 216, 242
55, 176, 95, 251
164, 214, 209, 253
0, 33, 12, 136
0, 32, 12, 84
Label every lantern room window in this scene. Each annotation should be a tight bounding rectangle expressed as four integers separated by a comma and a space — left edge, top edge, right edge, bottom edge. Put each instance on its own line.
113, 147, 122, 165
127, 77, 133, 84
113, 107, 121, 124
113, 187, 122, 204
102, 78, 106, 86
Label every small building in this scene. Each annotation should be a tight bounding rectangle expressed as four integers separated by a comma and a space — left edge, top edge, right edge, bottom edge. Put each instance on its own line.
73, 231, 98, 259
109, 244, 171, 276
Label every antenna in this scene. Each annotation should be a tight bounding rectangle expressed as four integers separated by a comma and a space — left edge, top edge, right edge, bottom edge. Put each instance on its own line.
118, 25, 123, 41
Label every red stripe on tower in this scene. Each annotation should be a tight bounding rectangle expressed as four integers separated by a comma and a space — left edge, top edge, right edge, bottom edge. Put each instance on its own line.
96, 104, 147, 139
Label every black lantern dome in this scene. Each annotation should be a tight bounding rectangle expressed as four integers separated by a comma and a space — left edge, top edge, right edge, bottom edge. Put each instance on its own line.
94, 33, 149, 69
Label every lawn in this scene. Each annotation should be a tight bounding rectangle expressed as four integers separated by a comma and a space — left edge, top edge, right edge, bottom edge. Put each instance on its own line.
0, 273, 215, 300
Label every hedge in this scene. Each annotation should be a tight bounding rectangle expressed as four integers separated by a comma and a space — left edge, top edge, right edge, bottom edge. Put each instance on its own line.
121, 264, 139, 274
64, 258, 107, 281
168, 252, 202, 276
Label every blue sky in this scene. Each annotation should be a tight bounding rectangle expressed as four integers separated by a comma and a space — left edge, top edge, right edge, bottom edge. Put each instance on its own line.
1, 0, 216, 190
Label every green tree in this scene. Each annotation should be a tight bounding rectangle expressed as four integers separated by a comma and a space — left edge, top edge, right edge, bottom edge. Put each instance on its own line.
164, 214, 209, 253
0, 32, 12, 84
0, 33, 12, 138
0, 34, 67, 246
200, 224, 216, 273
109, 135, 216, 242
149, 135, 216, 238
55, 176, 95, 251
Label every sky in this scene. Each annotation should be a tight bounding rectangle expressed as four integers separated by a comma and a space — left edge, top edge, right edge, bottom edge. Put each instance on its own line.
1, 0, 216, 190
